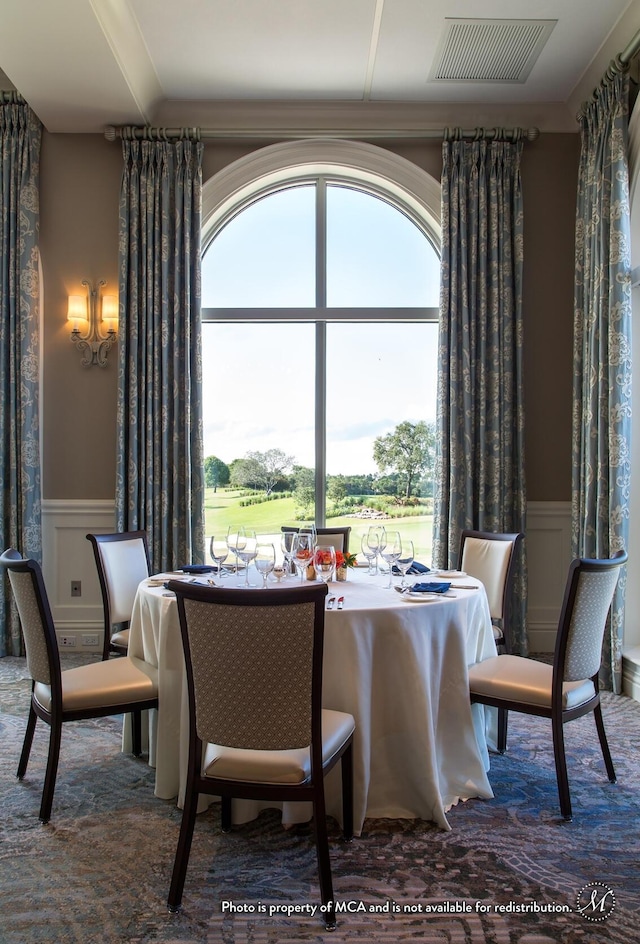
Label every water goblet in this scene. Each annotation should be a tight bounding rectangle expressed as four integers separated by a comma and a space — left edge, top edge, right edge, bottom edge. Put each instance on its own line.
226, 526, 244, 577
209, 535, 229, 579
395, 539, 415, 588
254, 543, 276, 589
366, 526, 382, 575
236, 529, 257, 587
379, 529, 402, 589
281, 530, 297, 576
292, 531, 314, 583
361, 533, 377, 575
313, 545, 336, 586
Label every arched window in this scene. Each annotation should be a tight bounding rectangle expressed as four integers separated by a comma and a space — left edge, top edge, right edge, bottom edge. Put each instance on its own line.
201, 142, 441, 562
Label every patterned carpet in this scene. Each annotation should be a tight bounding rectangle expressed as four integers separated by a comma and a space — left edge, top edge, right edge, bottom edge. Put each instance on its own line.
1, 654, 639, 944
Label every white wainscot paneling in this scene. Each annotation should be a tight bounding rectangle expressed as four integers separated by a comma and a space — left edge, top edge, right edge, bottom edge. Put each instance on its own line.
525, 502, 572, 652
42, 500, 115, 651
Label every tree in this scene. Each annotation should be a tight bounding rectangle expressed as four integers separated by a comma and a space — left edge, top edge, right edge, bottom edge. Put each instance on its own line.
204, 455, 230, 491
373, 421, 435, 500
230, 448, 294, 495
293, 465, 315, 512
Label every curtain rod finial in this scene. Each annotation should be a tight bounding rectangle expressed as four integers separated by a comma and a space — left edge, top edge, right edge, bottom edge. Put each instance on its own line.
104, 125, 116, 142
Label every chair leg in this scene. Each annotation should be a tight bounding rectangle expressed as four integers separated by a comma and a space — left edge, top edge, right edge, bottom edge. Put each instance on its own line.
341, 745, 354, 842
221, 795, 232, 832
551, 714, 572, 821
313, 787, 336, 930
17, 703, 38, 780
168, 783, 200, 913
496, 707, 508, 754
39, 719, 62, 824
131, 710, 142, 757
593, 702, 616, 783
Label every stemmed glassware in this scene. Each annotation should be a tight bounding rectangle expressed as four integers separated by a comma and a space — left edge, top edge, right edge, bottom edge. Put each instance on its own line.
226, 526, 244, 577
361, 533, 377, 575
395, 539, 415, 588
313, 545, 336, 585
254, 542, 276, 588
379, 529, 402, 589
209, 535, 229, 578
236, 529, 257, 587
366, 526, 382, 575
281, 530, 297, 576
292, 531, 315, 583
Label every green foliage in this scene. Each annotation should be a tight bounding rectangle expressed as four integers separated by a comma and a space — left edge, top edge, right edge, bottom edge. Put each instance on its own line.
373, 420, 436, 500
204, 455, 230, 490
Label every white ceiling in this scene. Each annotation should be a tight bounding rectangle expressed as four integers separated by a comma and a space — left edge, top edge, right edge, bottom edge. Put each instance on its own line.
0, 0, 636, 133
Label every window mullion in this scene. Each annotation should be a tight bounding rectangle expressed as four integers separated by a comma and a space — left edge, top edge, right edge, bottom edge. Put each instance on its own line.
315, 179, 327, 527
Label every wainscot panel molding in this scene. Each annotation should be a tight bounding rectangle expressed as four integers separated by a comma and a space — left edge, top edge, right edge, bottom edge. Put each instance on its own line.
42, 500, 116, 652
525, 501, 572, 652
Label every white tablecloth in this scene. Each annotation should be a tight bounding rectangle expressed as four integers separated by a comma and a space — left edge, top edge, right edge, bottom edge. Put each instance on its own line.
125, 566, 497, 833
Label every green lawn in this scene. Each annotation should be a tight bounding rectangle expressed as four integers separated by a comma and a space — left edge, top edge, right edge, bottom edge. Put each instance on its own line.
204, 488, 434, 565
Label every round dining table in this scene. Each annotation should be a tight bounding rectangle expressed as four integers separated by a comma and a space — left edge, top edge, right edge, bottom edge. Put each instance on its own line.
124, 564, 497, 834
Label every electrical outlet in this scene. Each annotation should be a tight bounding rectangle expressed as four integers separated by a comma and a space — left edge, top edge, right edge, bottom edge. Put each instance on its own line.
82, 634, 100, 647
71, 581, 82, 597
59, 635, 77, 647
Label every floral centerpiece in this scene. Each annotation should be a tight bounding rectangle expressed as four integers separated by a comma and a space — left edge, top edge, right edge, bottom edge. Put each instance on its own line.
335, 550, 358, 581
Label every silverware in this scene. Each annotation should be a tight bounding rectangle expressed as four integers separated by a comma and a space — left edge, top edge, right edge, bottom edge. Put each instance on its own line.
327, 596, 336, 610
337, 596, 344, 610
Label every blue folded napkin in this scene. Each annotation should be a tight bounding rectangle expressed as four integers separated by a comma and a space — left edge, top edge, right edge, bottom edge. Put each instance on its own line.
410, 581, 451, 594
392, 561, 431, 575
180, 564, 216, 574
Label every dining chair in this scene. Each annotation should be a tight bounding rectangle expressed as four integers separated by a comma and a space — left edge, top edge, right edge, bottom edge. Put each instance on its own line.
86, 530, 150, 661
459, 529, 524, 753
1, 548, 158, 824
165, 580, 355, 930
281, 525, 352, 553
468, 550, 627, 821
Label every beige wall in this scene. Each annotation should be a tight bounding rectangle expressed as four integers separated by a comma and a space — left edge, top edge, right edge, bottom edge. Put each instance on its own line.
40, 131, 579, 502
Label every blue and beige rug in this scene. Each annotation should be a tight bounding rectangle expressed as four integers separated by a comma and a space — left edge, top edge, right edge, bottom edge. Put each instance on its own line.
1, 654, 638, 943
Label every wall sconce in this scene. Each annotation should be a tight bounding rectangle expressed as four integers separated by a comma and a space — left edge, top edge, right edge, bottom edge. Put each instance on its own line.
68, 280, 118, 368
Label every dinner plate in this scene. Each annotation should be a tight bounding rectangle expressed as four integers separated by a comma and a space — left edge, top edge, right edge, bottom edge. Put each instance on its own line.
400, 592, 441, 603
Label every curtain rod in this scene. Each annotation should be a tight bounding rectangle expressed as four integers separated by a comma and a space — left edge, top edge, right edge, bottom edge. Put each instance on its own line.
104, 124, 539, 143
577, 26, 640, 118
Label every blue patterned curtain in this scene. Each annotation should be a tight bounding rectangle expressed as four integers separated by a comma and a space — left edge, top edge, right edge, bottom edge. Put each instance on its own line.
573, 70, 632, 692
433, 130, 527, 653
116, 136, 205, 572
0, 97, 42, 656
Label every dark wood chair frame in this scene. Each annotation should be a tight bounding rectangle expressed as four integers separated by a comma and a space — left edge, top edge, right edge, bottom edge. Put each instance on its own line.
470, 551, 626, 821
166, 580, 354, 930
281, 525, 352, 553
1, 550, 158, 824
459, 529, 524, 752
87, 530, 151, 661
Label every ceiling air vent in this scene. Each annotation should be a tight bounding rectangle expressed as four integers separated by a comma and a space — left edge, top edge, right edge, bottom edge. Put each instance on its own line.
430, 18, 557, 84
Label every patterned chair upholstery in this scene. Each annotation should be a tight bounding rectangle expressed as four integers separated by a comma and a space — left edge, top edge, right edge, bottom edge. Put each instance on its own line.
166, 580, 355, 930
1, 548, 158, 823
468, 550, 627, 820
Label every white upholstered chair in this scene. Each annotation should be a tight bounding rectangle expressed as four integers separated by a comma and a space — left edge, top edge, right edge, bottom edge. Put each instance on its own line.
1, 548, 158, 824
468, 551, 626, 821
87, 530, 150, 661
166, 580, 355, 930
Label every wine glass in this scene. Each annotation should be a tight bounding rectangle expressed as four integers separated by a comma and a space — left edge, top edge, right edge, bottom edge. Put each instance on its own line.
313, 545, 336, 585
226, 526, 244, 577
236, 529, 257, 587
395, 539, 415, 588
281, 530, 297, 576
209, 535, 229, 579
361, 533, 377, 576
379, 530, 402, 589
292, 531, 314, 583
254, 542, 276, 588
366, 526, 382, 575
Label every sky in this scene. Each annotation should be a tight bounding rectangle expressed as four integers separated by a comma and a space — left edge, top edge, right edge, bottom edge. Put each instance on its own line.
200, 184, 440, 475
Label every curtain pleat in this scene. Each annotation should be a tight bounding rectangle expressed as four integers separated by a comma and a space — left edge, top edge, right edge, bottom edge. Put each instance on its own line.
573, 71, 632, 692
433, 133, 527, 653
0, 101, 42, 656
116, 139, 205, 572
